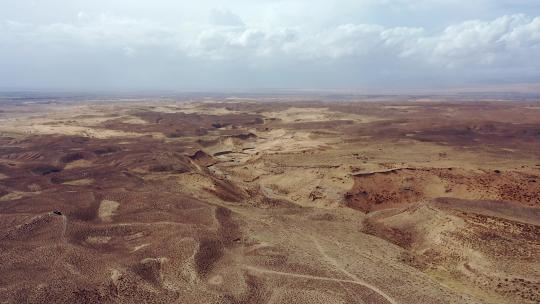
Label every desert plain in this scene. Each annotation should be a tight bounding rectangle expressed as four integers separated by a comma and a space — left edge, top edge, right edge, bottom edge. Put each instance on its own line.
0, 94, 539, 304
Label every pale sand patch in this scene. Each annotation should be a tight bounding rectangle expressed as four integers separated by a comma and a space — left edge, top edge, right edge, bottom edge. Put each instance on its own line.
121, 116, 149, 124
125, 232, 145, 241
262, 107, 329, 123
63, 178, 94, 186
86, 236, 112, 244
208, 275, 223, 285
261, 107, 383, 124
64, 159, 93, 169
98, 200, 120, 222
0, 192, 27, 201
141, 257, 169, 264
148, 103, 242, 115
0, 173, 7, 180
0, 124, 143, 139
111, 269, 122, 285
62, 113, 122, 126
131, 243, 151, 252
148, 106, 185, 113
169, 172, 218, 200
250, 130, 335, 154
258, 166, 353, 208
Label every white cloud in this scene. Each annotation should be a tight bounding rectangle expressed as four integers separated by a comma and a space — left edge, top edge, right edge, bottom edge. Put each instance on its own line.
1, 10, 540, 89
407, 14, 540, 68
208, 9, 245, 27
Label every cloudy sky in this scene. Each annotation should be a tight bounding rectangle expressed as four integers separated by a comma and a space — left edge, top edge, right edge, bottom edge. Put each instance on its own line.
1, 0, 540, 91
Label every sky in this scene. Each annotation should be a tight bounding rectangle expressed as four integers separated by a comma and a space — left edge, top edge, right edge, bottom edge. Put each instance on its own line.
1, 0, 540, 91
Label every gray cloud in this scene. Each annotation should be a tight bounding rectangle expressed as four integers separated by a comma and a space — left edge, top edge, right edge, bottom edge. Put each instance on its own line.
1, 1, 539, 90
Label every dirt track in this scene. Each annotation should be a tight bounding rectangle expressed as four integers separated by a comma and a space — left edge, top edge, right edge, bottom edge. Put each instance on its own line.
243, 266, 395, 304
309, 236, 398, 304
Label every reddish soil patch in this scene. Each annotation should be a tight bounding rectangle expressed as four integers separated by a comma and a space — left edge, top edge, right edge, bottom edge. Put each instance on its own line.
346, 168, 540, 212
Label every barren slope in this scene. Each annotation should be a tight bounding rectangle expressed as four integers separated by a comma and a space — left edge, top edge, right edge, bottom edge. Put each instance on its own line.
0, 97, 539, 304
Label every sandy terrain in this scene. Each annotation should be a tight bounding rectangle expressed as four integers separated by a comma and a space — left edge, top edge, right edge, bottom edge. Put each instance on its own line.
0, 96, 539, 304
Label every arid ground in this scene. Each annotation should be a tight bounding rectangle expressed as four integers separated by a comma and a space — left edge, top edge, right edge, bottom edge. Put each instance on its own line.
0, 94, 539, 304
